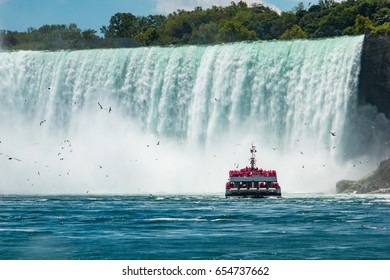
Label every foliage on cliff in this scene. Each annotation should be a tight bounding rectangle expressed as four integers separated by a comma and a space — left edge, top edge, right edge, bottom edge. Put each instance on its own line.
1, 0, 389, 50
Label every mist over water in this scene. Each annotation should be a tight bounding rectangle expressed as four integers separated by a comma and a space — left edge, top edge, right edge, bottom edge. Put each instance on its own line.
0, 35, 389, 195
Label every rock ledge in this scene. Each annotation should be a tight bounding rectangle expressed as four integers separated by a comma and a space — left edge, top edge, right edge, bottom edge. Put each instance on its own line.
336, 158, 390, 194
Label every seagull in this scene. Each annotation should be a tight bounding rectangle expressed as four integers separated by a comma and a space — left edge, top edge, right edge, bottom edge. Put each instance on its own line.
98, 102, 103, 110
330, 132, 336, 136
215, 98, 220, 102
156, 141, 160, 145
109, 107, 112, 113
8, 156, 22, 162
40, 120, 46, 126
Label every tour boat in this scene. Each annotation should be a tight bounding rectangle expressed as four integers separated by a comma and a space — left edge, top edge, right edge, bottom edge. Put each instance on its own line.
225, 145, 281, 198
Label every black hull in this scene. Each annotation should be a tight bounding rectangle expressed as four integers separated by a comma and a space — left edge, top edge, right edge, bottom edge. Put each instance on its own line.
225, 188, 281, 198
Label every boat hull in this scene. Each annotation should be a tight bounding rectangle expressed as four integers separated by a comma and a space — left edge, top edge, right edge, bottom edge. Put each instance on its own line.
225, 177, 281, 198
225, 188, 281, 198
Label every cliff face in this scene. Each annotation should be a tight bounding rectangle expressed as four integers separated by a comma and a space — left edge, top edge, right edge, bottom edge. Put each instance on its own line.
358, 35, 390, 118
339, 35, 390, 194
336, 158, 390, 194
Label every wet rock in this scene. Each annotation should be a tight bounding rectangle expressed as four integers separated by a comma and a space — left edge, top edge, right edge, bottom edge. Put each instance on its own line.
358, 34, 390, 118
336, 158, 390, 194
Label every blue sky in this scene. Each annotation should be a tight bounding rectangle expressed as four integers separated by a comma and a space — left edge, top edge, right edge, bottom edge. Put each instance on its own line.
0, 0, 313, 33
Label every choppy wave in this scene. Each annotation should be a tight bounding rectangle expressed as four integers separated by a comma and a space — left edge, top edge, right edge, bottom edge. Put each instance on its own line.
1, 194, 390, 259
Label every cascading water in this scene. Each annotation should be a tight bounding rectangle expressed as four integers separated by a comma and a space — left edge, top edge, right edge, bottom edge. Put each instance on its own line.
0, 35, 389, 194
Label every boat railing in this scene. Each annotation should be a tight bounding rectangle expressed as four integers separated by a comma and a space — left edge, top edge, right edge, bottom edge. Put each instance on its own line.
229, 168, 277, 177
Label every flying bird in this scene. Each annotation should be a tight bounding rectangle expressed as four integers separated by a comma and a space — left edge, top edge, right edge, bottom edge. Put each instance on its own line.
330, 131, 336, 136
8, 156, 22, 162
98, 102, 103, 109
40, 120, 46, 126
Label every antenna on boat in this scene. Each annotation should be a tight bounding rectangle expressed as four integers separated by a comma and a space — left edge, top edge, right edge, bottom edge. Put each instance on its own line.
250, 144, 257, 170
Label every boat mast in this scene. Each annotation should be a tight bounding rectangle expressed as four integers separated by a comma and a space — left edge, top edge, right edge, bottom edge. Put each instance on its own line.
250, 145, 257, 170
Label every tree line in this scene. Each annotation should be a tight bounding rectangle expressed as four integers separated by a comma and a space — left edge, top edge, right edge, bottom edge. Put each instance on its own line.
1, 0, 389, 50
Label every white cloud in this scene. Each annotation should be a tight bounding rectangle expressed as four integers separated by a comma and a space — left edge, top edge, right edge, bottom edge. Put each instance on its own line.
154, 0, 279, 15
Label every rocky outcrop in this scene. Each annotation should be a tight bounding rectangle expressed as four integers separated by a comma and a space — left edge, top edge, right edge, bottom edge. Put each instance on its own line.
336, 158, 390, 194
358, 34, 390, 118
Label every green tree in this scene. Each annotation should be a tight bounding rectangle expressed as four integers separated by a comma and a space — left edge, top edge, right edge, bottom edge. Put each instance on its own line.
4, 0, 390, 50
0, 31, 18, 47
271, 12, 297, 39
159, 11, 193, 44
216, 19, 256, 43
101, 13, 138, 38
354, 14, 375, 33
372, 22, 390, 35
373, 7, 390, 25
316, 5, 356, 37
82, 29, 99, 40
134, 27, 159, 45
251, 10, 280, 39
190, 22, 219, 44
280, 24, 308, 39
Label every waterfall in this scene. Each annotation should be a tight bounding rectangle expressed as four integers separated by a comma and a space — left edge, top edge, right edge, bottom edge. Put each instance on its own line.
0, 35, 389, 194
